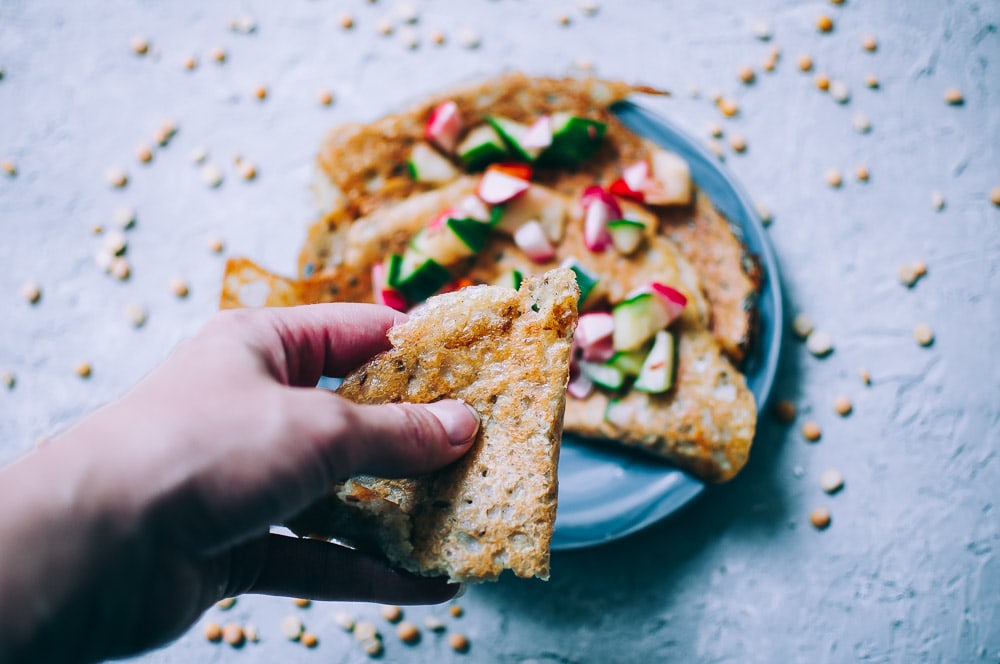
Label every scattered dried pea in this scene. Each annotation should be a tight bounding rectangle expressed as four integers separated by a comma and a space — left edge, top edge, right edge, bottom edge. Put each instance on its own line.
135, 145, 153, 163
281, 615, 304, 640
109, 257, 131, 281
815, 74, 830, 91
125, 302, 147, 328
334, 611, 356, 631
113, 206, 136, 229
293, 598, 311, 608
130, 36, 149, 55
557, 13, 571, 26
182, 55, 197, 71
380, 605, 402, 622
253, 85, 268, 100
792, 314, 814, 339
752, 20, 772, 41
944, 87, 964, 105
448, 604, 463, 618
797, 55, 813, 72
1, 159, 15, 176
830, 80, 850, 103
354, 621, 378, 641
865, 74, 879, 89
210, 47, 227, 63
931, 191, 945, 211
457, 27, 480, 49
860, 368, 872, 385
801, 421, 822, 442
216, 597, 236, 610
222, 623, 245, 647
809, 507, 832, 530
204, 621, 222, 642
738, 66, 755, 84
755, 202, 772, 225
103, 231, 127, 256
75, 362, 92, 379
718, 98, 739, 117
2, 371, 15, 389
729, 134, 747, 153
244, 624, 259, 643
580, 0, 600, 15
190, 146, 208, 164
913, 323, 934, 347
169, 277, 190, 298
301, 632, 319, 648
816, 15, 834, 32
423, 615, 445, 631
208, 236, 225, 253
824, 169, 843, 188
430, 30, 446, 45
448, 633, 470, 653
862, 35, 878, 51
397, 621, 420, 643
833, 396, 852, 416
363, 638, 384, 656
396, 1, 419, 24
201, 164, 223, 188
338, 13, 354, 29
852, 112, 872, 134
856, 165, 870, 182
707, 140, 725, 161
20, 281, 42, 304
106, 168, 128, 188
773, 399, 796, 423
990, 186, 1000, 207
238, 161, 257, 180
806, 330, 834, 357
398, 27, 419, 49
318, 89, 334, 106
819, 469, 844, 494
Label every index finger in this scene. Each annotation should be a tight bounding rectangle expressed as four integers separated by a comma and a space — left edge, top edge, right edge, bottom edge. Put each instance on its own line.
208, 304, 408, 387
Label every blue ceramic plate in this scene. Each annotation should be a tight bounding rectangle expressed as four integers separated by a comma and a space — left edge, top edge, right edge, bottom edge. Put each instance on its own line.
549, 101, 783, 550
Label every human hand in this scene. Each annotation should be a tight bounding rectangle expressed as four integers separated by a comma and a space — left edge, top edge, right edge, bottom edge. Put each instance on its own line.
0, 304, 479, 662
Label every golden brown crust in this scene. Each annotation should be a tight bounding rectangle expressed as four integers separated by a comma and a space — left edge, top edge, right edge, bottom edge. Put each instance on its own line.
301, 270, 579, 582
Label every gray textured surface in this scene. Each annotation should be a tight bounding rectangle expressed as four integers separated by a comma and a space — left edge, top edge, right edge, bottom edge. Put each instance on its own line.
1, 0, 998, 662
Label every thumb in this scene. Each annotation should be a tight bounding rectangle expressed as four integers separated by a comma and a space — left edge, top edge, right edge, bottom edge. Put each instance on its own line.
290, 389, 481, 481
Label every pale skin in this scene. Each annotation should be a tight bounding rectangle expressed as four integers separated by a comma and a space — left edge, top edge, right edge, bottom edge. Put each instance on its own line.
0, 304, 480, 662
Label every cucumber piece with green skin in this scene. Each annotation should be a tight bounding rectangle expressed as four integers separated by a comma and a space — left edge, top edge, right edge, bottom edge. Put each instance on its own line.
560, 258, 599, 307
486, 116, 540, 162
607, 219, 646, 255
390, 251, 452, 302
537, 113, 607, 168
612, 292, 672, 351
633, 330, 677, 394
411, 224, 475, 266
607, 348, 647, 376
457, 125, 508, 171
407, 142, 459, 184
503, 269, 523, 291
579, 360, 625, 390
446, 217, 492, 252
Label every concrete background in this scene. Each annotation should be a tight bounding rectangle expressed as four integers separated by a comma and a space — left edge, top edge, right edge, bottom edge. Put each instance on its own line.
1, 0, 998, 661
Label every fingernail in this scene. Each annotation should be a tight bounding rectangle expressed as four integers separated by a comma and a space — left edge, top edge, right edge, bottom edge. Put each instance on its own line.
425, 400, 480, 446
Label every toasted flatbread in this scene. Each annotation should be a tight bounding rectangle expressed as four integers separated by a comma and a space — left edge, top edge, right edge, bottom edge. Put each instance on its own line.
290, 269, 579, 582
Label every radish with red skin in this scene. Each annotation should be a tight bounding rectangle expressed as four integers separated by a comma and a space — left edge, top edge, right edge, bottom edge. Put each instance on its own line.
425, 101, 463, 154
576, 312, 615, 348
513, 220, 556, 263
648, 282, 688, 322
622, 161, 650, 191
609, 177, 645, 202
567, 364, 595, 399
371, 262, 407, 311
477, 166, 530, 204
580, 185, 623, 218
580, 186, 619, 253
522, 116, 553, 149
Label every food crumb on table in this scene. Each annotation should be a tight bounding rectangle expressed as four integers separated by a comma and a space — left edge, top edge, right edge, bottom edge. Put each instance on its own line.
913, 323, 934, 347
809, 507, 832, 530
806, 330, 834, 357
819, 469, 844, 494
801, 421, 822, 442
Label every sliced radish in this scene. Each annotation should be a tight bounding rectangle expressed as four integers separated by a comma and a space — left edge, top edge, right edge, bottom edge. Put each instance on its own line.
648, 282, 688, 322
581, 336, 615, 362
583, 197, 614, 252
522, 116, 553, 149
513, 220, 556, 263
580, 185, 623, 218
425, 101, 463, 154
456, 195, 491, 223
576, 312, 615, 348
371, 262, 407, 311
622, 160, 650, 191
491, 162, 533, 180
427, 207, 457, 231
478, 167, 530, 204
567, 364, 595, 399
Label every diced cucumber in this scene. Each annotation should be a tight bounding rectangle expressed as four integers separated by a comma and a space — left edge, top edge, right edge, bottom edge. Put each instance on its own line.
603, 398, 635, 427
446, 217, 492, 253
390, 250, 452, 302
579, 361, 625, 390
457, 125, 508, 171
385, 253, 403, 285
633, 330, 677, 394
493, 185, 568, 242
486, 116, 541, 161
508, 269, 523, 291
538, 113, 607, 168
612, 292, 671, 351
607, 219, 646, 255
608, 348, 648, 376
407, 142, 459, 184
411, 223, 475, 266
560, 258, 599, 307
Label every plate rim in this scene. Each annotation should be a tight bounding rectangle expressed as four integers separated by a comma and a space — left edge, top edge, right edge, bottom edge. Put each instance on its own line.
550, 98, 784, 551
